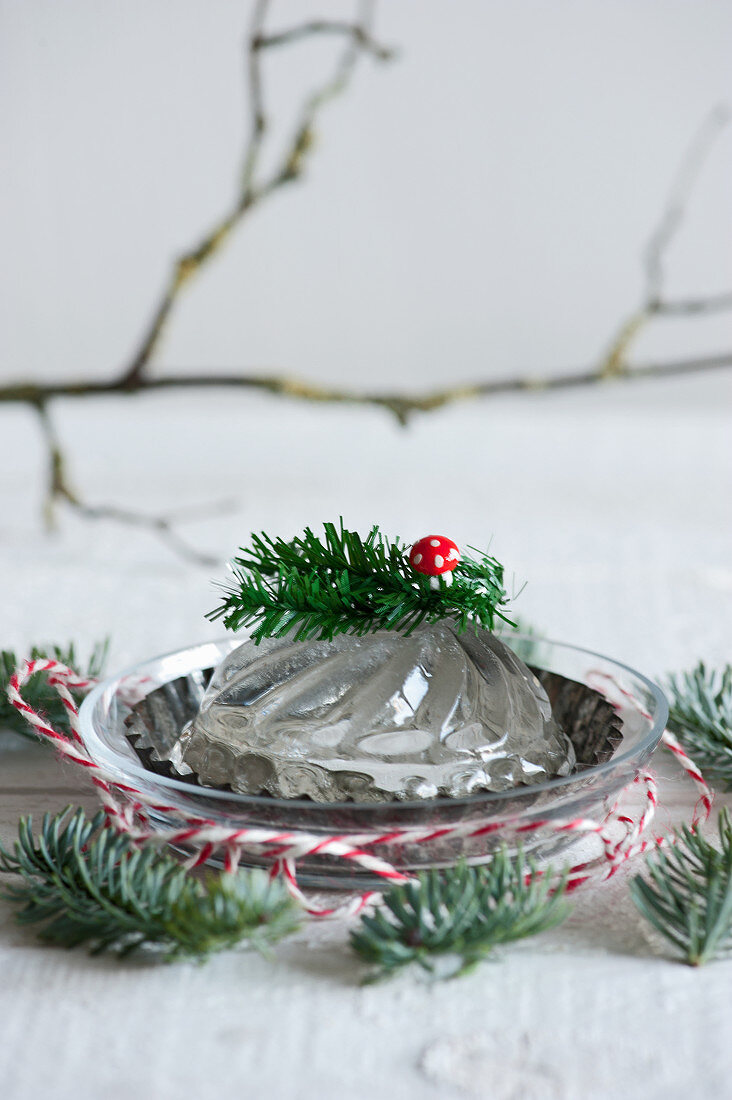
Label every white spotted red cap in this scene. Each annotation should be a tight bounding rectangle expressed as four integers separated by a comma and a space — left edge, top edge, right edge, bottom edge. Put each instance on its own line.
408, 536, 460, 586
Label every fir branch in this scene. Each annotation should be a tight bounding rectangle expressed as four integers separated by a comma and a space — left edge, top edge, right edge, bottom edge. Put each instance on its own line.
0, 641, 109, 741
350, 852, 570, 981
0, 808, 301, 959
666, 663, 732, 789
630, 810, 732, 966
208, 521, 513, 643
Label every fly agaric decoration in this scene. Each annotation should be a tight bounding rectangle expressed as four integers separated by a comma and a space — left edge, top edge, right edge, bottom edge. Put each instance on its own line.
408, 536, 461, 588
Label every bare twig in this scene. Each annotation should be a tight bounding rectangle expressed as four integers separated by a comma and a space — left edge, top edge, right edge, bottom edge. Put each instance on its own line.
4, 92, 725, 424
119, 0, 389, 389
644, 104, 731, 305
6, 93, 732, 432
600, 104, 732, 377
3, 5, 732, 563
652, 292, 732, 317
10, 349, 732, 429
12, 1, 392, 564
255, 19, 396, 60
58, 501, 228, 568
239, 0, 270, 200
33, 402, 231, 565
34, 402, 81, 528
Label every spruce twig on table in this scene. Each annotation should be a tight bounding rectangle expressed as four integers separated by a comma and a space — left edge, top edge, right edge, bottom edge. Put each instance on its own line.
629, 810, 732, 967
350, 852, 570, 982
208, 521, 513, 643
0, 641, 109, 741
0, 808, 301, 960
666, 663, 732, 789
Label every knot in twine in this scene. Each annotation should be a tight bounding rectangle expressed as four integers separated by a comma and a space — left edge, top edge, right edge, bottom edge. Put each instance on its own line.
7, 657, 713, 918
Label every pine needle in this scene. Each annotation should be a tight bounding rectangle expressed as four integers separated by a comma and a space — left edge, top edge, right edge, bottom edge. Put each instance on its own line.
629, 810, 732, 966
0, 807, 301, 960
0, 641, 109, 741
666, 663, 732, 789
208, 520, 513, 643
350, 852, 570, 981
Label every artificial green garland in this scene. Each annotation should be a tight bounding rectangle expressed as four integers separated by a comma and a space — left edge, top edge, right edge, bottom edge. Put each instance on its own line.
207, 520, 513, 643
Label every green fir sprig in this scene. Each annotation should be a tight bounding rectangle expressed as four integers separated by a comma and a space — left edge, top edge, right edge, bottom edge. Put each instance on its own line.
666, 663, 732, 789
0, 808, 301, 959
208, 521, 513, 643
350, 852, 570, 981
630, 810, 732, 966
0, 641, 109, 741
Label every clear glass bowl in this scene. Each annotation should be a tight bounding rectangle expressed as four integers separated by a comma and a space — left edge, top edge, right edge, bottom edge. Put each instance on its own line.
79, 636, 668, 888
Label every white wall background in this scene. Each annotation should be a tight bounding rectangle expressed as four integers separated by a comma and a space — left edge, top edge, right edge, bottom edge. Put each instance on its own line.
1, 0, 731, 392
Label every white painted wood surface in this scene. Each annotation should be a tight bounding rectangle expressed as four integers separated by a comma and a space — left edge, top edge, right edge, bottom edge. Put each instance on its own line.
1, 380, 731, 1100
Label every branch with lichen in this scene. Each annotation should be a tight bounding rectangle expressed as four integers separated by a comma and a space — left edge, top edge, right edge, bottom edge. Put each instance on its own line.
10, 349, 732, 430
2, 2, 731, 564
10, 0, 394, 562
600, 104, 732, 378
119, 0, 394, 389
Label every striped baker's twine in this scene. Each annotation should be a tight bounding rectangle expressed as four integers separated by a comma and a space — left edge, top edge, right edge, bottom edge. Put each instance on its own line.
7, 658, 714, 918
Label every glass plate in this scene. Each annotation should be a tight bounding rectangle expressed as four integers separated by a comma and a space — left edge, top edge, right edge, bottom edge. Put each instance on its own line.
78, 635, 668, 888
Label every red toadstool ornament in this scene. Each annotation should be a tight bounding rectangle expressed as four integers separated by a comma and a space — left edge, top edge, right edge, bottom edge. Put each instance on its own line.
408, 535, 460, 588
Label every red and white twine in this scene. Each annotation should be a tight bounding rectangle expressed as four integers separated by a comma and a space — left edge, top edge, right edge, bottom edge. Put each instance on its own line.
7, 657, 714, 918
